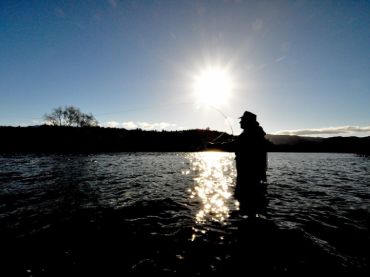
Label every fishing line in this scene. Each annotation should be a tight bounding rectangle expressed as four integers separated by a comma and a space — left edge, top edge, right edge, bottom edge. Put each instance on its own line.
207, 105, 234, 143
208, 105, 234, 135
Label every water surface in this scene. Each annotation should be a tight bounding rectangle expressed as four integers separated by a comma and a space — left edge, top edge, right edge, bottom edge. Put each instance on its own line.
0, 152, 369, 275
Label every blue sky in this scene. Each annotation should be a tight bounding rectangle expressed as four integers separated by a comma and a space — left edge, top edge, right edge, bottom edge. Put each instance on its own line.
1, 0, 369, 136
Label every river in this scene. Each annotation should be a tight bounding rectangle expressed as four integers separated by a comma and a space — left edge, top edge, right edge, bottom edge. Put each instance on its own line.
0, 152, 369, 275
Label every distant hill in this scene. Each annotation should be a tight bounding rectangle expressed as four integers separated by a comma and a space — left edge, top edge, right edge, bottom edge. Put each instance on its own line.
0, 126, 369, 154
266, 134, 370, 154
265, 134, 324, 145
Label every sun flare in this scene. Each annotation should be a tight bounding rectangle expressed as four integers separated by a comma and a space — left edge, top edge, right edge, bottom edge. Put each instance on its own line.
193, 67, 233, 107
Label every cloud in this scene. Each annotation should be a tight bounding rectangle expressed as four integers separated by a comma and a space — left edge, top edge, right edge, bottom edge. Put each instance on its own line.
122, 121, 137, 129
106, 121, 121, 128
274, 126, 370, 136
169, 32, 177, 40
55, 7, 65, 18
104, 121, 183, 131
252, 19, 264, 31
275, 56, 286, 63
108, 0, 117, 8
280, 42, 291, 53
224, 0, 242, 3
136, 122, 179, 131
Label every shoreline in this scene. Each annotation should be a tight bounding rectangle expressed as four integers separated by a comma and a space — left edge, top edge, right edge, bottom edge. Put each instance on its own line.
0, 125, 369, 154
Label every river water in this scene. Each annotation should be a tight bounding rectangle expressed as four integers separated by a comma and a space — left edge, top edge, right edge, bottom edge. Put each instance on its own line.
0, 152, 369, 275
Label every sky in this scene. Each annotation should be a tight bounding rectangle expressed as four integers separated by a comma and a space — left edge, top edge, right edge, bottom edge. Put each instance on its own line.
1, 0, 369, 137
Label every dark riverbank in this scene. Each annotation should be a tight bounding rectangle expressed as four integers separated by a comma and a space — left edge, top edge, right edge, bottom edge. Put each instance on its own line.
0, 126, 229, 153
266, 134, 370, 155
0, 126, 369, 154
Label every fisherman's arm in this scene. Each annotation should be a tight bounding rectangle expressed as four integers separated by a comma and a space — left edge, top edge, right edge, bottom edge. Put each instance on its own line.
206, 140, 237, 152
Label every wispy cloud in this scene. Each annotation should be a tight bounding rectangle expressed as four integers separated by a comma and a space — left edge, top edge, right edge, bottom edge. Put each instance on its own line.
275, 126, 370, 136
275, 56, 286, 63
169, 32, 177, 40
54, 7, 65, 18
252, 19, 264, 31
108, 0, 117, 8
224, 0, 242, 4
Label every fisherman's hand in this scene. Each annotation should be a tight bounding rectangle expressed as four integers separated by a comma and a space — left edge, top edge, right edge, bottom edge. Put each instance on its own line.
206, 142, 215, 149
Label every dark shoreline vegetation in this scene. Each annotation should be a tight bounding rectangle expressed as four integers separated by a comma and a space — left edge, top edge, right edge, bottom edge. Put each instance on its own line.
0, 125, 369, 154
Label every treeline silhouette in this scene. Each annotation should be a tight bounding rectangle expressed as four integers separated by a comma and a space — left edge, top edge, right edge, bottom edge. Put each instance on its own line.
0, 125, 234, 153
266, 134, 370, 155
0, 126, 369, 154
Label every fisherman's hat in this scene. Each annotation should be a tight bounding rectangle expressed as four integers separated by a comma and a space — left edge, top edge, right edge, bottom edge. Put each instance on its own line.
239, 111, 257, 122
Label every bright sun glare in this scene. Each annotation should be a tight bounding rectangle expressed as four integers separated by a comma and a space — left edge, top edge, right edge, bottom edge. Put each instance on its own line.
193, 67, 233, 107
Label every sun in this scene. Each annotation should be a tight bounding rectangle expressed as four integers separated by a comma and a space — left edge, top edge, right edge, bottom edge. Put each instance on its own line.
193, 66, 233, 107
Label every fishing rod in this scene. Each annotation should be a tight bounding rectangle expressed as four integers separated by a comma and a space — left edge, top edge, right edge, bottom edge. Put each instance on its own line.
207, 105, 234, 143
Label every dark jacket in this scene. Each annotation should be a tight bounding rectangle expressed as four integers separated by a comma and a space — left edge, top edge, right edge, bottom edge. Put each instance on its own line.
234, 125, 267, 183
210, 124, 267, 183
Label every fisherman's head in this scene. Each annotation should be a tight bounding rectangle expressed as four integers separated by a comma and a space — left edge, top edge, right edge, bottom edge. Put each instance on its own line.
239, 111, 258, 130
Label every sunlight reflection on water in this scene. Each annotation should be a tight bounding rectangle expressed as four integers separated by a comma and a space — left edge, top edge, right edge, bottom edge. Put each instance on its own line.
1, 153, 370, 274
185, 152, 237, 225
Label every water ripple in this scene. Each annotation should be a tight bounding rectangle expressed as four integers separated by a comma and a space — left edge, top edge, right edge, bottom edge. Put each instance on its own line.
0, 152, 369, 275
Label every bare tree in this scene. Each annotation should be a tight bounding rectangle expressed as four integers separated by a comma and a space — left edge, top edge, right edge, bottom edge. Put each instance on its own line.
44, 106, 98, 127
80, 113, 98, 127
44, 107, 64, 126
63, 106, 81, 127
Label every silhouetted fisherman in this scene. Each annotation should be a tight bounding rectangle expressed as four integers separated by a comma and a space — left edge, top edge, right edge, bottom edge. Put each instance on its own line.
208, 111, 268, 216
